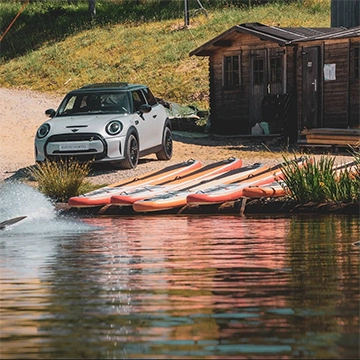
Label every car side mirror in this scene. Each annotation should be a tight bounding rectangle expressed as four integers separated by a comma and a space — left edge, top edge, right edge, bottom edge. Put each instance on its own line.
45, 109, 56, 118
139, 104, 151, 114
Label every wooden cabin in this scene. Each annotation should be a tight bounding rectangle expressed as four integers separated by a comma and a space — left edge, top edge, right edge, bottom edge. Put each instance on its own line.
189, 23, 360, 143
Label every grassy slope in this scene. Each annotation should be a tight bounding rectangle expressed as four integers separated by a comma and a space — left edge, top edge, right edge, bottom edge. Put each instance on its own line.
0, 1, 330, 110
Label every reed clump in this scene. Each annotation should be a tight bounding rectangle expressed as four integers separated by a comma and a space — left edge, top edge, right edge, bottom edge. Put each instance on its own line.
281, 152, 360, 203
28, 159, 93, 202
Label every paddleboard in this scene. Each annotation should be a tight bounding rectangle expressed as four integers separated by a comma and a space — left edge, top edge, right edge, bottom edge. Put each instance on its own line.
242, 159, 357, 199
333, 160, 357, 174
68, 159, 202, 208
242, 181, 287, 198
186, 157, 305, 205
110, 157, 243, 206
0, 216, 27, 230
132, 162, 265, 212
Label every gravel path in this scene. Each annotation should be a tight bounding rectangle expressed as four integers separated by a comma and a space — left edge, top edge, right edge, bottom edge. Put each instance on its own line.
0, 88, 353, 186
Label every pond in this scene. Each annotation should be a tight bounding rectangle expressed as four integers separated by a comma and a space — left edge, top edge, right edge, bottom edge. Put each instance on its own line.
0, 183, 359, 359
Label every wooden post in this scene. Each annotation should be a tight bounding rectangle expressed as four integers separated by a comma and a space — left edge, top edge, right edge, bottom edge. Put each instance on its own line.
184, 0, 189, 27
239, 197, 247, 216
88, 0, 96, 19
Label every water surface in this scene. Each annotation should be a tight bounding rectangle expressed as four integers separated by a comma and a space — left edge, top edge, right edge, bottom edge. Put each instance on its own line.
0, 183, 359, 359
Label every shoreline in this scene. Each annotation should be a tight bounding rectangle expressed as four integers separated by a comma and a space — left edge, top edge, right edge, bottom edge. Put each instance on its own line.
55, 199, 360, 216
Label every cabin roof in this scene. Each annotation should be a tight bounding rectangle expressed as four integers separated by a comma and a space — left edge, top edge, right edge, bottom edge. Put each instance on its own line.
190, 22, 360, 56
306, 25, 360, 40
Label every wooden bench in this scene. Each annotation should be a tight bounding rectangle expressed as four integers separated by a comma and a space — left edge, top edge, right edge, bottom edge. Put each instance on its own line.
297, 140, 349, 153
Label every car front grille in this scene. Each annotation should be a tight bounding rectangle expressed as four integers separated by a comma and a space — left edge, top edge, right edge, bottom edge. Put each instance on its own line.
47, 133, 104, 142
45, 133, 108, 161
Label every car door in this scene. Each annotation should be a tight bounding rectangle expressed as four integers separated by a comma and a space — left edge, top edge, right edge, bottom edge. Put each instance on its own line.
142, 87, 164, 145
131, 89, 159, 150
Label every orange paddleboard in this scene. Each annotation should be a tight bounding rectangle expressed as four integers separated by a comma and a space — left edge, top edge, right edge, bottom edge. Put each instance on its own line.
216, 159, 356, 200
68, 159, 202, 208
242, 181, 287, 198
186, 157, 305, 205
111, 157, 243, 206
132, 162, 265, 212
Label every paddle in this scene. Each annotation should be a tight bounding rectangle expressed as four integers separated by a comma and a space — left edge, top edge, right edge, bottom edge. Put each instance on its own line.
0, 216, 27, 230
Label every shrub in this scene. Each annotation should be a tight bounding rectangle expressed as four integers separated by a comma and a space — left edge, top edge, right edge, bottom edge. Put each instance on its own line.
28, 159, 93, 202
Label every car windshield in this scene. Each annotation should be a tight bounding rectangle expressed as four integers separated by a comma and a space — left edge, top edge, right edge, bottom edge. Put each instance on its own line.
57, 91, 131, 115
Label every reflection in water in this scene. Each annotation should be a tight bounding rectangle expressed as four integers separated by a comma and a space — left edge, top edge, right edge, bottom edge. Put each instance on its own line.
286, 215, 359, 359
0, 213, 359, 359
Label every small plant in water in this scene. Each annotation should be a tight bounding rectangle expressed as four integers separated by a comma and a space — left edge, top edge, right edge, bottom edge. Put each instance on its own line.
28, 159, 93, 202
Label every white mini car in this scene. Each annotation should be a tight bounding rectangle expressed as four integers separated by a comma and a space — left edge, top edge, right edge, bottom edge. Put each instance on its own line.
35, 83, 173, 169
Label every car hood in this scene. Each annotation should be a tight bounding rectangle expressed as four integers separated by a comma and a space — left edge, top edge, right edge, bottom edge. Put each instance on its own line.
45, 113, 130, 133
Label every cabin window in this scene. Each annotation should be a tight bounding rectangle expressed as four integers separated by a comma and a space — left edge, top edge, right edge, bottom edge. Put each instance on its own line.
354, 47, 360, 79
253, 58, 264, 84
270, 56, 282, 83
224, 55, 241, 86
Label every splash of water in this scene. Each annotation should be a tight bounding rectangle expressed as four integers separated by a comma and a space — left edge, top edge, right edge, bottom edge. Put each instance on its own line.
0, 182, 95, 234
0, 182, 55, 222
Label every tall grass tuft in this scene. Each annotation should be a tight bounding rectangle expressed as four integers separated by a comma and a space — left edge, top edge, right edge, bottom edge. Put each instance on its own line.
281, 155, 360, 203
28, 159, 93, 202
346, 146, 360, 202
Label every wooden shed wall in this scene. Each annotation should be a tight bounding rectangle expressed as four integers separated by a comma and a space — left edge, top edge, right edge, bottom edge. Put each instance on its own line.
210, 51, 250, 134
349, 38, 360, 127
285, 45, 298, 141
209, 33, 254, 135
208, 33, 296, 135
206, 30, 359, 137
323, 40, 349, 128
296, 37, 359, 131
286, 46, 297, 94
295, 46, 304, 132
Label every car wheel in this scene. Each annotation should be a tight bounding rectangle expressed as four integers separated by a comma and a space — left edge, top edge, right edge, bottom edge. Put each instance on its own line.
156, 126, 173, 160
119, 133, 139, 169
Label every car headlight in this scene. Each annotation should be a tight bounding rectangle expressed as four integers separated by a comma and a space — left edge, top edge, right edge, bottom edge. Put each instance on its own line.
106, 120, 122, 135
37, 123, 50, 139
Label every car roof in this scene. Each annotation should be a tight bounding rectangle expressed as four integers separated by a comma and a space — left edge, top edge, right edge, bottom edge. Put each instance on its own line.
69, 82, 147, 94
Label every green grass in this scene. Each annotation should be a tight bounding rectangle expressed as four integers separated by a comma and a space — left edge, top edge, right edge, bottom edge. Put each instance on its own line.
0, 0, 331, 110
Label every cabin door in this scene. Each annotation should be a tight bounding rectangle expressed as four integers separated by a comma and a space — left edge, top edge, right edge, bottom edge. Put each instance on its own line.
302, 46, 320, 129
250, 48, 284, 128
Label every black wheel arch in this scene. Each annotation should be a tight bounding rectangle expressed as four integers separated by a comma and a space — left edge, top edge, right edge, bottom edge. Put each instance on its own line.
124, 126, 139, 148
164, 118, 172, 131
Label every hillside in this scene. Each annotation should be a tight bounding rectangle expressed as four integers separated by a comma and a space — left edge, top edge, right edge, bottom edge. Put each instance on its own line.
0, 0, 330, 110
